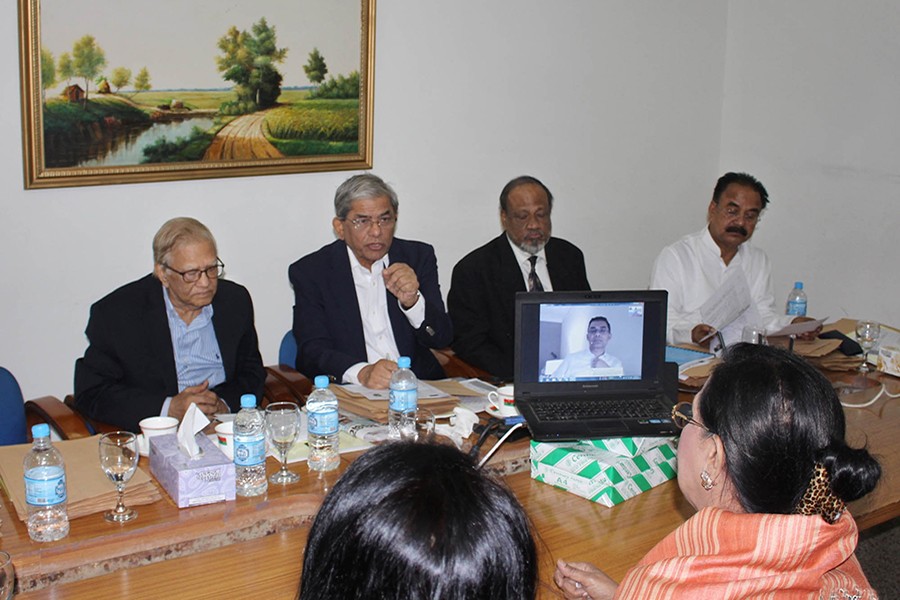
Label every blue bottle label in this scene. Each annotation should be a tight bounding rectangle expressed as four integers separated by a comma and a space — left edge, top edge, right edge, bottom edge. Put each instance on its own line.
25, 466, 67, 506
233, 434, 266, 467
308, 408, 339, 436
787, 299, 807, 316
389, 388, 417, 412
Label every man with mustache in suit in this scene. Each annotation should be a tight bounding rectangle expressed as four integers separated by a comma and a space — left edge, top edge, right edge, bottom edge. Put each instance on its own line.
650, 172, 817, 346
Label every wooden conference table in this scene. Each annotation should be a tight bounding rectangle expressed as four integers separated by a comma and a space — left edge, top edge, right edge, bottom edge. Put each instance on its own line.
5, 371, 899, 599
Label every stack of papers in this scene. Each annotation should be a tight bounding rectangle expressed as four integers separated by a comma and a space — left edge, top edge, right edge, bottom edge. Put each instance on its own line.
331, 381, 460, 423
0, 435, 161, 521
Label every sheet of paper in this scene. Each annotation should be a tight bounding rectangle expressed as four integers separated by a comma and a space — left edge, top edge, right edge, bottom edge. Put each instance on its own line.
768, 317, 827, 338
342, 380, 450, 400
700, 268, 753, 332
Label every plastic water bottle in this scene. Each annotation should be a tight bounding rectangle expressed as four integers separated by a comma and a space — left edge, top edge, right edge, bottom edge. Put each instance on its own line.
388, 356, 418, 439
234, 394, 267, 497
23, 423, 69, 542
786, 281, 808, 317
306, 375, 340, 472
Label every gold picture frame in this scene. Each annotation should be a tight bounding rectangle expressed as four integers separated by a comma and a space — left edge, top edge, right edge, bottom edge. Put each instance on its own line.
18, 0, 375, 189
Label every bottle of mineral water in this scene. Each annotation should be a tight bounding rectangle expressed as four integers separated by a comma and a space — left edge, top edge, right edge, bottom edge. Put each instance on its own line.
24, 423, 70, 542
234, 394, 267, 497
785, 281, 808, 317
388, 357, 417, 439
306, 376, 339, 472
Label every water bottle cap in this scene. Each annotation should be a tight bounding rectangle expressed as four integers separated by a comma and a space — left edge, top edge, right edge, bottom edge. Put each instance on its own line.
397, 356, 411, 369
795, 281, 803, 289
314, 375, 330, 389
32, 423, 50, 438
240, 394, 257, 409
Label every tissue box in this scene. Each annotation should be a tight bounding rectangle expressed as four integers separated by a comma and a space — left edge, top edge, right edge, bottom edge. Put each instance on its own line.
877, 345, 900, 377
530, 437, 677, 507
149, 433, 235, 508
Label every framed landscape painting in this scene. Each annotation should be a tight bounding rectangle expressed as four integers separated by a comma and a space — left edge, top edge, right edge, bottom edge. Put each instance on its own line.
18, 0, 375, 189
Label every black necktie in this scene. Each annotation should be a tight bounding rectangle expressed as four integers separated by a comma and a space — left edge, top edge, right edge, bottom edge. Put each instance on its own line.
528, 256, 544, 292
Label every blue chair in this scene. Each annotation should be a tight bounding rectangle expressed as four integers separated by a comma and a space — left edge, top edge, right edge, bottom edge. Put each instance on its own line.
0, 367, 28, 445
279, 331, 298, 368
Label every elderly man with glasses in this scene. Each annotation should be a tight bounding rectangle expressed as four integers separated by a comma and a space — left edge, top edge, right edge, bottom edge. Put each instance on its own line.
289, 174, 452, 389
74, 217, 266, 432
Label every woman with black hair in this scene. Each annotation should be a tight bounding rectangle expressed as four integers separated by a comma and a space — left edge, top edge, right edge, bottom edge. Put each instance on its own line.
299, 441, 537, 600
555, 343, 881, 599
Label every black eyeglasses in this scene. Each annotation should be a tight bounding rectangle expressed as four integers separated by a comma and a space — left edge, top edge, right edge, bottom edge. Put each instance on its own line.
671, 401, 710, 432
343, 215, 397, 230
163, 259, 224, 283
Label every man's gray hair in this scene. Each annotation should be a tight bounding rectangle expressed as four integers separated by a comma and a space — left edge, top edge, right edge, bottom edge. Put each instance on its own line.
152, 217, 217, 266
334, 174, 399, 219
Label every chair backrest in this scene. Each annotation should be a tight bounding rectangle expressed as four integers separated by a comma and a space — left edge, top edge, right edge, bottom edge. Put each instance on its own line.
0, 367, 28, 445
279, 331, 298, 368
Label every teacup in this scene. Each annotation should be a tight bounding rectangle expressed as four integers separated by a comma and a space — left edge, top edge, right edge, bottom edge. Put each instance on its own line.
138, 416, 179, 455
214, 420, 234, 459
487, 385, 518, 418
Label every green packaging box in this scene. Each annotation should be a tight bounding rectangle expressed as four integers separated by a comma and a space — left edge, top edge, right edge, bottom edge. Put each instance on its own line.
530, 437, 678, 507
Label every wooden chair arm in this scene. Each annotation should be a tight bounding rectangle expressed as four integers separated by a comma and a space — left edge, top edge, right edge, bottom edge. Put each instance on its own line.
62, 394, 120, 435
431, 348, 498, 381
24, 396, 96, 440
264, 365, 312, 408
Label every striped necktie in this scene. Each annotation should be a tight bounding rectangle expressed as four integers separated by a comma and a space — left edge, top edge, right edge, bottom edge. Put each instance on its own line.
528, 255, 544, 292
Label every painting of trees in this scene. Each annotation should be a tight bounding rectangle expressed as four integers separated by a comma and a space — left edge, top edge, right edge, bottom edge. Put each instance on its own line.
303, 48, 328, 89
40, 47, 56, 104
71, 35, 106, 102
57, 53, 74, 85
133, 67, 151, 94
216, 17, 286, 113
110, 67, 131, 93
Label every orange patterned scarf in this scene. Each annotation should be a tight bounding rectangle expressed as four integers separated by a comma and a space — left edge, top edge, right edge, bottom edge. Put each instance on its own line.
615, 507, 876, 599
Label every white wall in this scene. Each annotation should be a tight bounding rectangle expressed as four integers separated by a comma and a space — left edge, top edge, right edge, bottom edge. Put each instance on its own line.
719, 1, 900, 326
4, 1, 893, 401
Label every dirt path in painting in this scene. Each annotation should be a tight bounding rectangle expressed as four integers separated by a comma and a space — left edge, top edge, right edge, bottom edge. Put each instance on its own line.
203, 112, 284, 160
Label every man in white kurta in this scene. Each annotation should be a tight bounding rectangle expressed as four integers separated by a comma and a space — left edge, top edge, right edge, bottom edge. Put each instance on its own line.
650, 173, 801, 346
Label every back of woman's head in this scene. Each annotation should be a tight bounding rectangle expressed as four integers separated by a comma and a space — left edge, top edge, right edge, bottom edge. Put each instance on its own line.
299, 441, 537, 600
700, 343, 881, 516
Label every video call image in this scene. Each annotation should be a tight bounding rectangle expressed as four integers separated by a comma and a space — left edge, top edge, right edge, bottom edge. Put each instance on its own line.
537, 302, 645, 382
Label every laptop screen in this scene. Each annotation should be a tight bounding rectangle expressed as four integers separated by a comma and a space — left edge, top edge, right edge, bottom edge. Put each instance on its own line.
514, 290, 668, 397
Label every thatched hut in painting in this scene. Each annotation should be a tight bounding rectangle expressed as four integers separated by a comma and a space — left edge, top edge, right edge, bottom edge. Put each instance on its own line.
61, 84, 84, 103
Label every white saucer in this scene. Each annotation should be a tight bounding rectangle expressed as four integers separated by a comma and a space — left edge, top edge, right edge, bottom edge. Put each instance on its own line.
486, 404, 520, 419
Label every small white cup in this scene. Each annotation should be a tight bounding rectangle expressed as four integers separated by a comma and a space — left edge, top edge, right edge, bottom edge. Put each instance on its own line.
138, 416, 179, 454
215, 420, 234, 459
487, 385, 518, 418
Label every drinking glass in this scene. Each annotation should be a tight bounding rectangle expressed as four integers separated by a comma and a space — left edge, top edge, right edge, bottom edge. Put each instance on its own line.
99, 431, 140, 523
741, 325, 767, 345
856, 320, 881, 374
265, 402, 302, 484
0, 551, 13, 600
399, 408, 435, 442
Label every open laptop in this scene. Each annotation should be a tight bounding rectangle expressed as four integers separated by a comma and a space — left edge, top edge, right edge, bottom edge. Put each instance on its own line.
514, 290, 679, 441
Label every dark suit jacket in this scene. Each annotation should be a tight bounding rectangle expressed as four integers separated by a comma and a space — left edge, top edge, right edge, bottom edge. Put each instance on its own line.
289, 239, 453, 381
448, 234, 591, 379
74, 275, 266, 432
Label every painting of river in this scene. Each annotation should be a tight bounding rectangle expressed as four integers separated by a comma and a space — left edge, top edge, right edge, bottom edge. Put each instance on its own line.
20, 0, 374, 189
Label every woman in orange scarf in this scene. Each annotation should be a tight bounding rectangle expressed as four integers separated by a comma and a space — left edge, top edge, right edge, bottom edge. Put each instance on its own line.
555, 343, 881, 599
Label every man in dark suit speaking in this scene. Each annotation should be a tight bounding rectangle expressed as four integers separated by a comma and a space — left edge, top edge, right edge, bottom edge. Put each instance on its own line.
289, 174, 453, 388
74, 217, 266, 433
448, 176, 591, 379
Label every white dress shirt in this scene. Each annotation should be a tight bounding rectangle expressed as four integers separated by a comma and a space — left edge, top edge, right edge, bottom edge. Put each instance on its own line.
342, 247, 426, 384
650, 227, 793, 345
506, 235, 554, 292
552, 349, 623, 380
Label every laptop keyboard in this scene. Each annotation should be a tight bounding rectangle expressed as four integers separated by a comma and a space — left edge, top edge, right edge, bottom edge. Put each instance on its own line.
532, 398, 669, 422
